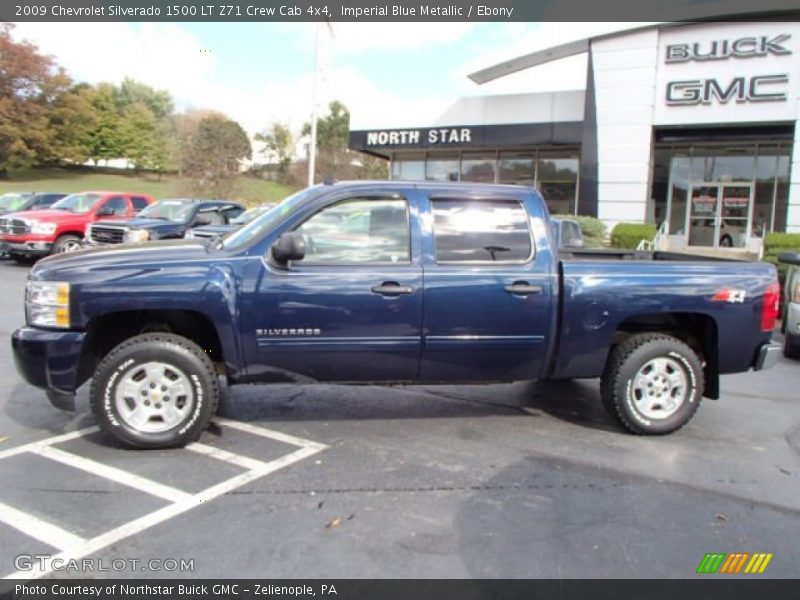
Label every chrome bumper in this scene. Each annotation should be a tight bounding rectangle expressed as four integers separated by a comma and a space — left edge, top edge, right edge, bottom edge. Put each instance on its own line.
754, 342, 782, 371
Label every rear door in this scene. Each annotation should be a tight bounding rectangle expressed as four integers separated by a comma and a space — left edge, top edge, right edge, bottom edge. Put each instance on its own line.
245, 191, 424, 381
419, 193, 555, 381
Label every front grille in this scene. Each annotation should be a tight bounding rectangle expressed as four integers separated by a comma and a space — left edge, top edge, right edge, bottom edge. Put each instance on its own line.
89, 225, 126, 244
0, 218, 30, 235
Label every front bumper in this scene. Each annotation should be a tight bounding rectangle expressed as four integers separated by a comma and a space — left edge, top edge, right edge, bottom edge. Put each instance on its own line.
2, 240, 53, 256
12, 327, 86, 406
754, 341, 782, 371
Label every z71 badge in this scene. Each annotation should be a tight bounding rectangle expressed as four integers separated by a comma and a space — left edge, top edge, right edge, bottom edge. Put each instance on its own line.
256, 328, 322, 336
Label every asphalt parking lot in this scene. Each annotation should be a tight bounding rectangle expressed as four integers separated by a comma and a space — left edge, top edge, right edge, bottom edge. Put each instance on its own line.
0, 258, 799, 580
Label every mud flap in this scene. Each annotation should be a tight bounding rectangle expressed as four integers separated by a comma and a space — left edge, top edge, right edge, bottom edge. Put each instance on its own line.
46, 390, 76, 411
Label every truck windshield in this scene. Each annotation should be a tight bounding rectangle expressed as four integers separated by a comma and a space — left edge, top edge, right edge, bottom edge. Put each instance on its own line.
221, 188, 318, 251
138, 200, 195, 222
0, 193, 30, 211
51, 193, 103, 213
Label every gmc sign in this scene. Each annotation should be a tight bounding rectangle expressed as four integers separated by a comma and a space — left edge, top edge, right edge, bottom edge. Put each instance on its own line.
666, 74, 789, 106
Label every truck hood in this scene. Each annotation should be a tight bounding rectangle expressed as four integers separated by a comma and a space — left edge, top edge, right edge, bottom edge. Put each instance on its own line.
101, 218, 184, 230
8, 208, 80, 222
31, 239, 212, 280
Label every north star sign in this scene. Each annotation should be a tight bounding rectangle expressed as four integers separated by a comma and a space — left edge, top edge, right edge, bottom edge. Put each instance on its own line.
664, 33, 792, 107
366, 128, 473, 146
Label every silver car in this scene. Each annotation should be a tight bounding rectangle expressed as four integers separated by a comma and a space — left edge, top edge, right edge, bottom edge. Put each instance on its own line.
779, 252, 800, 359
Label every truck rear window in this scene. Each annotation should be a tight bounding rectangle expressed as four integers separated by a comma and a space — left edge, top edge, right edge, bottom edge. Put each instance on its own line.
431, 198, 532, 263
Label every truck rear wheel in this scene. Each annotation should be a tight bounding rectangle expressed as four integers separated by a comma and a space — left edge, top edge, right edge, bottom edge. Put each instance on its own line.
89, 333, 218, 449
600, 333, 703, 435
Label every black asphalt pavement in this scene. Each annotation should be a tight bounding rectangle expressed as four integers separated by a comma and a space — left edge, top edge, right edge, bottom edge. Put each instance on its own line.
0, 257, 798, 579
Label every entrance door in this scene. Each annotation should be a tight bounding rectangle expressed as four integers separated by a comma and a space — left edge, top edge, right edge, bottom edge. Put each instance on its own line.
687, 183, 753, 249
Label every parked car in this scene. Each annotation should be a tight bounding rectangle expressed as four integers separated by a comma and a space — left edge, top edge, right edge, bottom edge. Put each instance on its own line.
85, 199, 245, 246
550, 217, 585, 249
186, 203, 276, 241
12, 181, 780, 449
0, 191, 154, 261
779, 252, 800, 359
0, 192, 67, 216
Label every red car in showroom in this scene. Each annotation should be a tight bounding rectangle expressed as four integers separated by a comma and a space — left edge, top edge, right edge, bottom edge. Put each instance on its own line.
0, 191, 154, 262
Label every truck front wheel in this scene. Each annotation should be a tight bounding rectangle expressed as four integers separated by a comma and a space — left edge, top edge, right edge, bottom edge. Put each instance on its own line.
89, 333, 218, 449
600, 333, 704, 435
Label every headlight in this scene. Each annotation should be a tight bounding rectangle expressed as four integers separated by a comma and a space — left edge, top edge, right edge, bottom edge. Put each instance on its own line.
26, 281, 70, 328
31, 222, 57, 235
124, 229, 150, 243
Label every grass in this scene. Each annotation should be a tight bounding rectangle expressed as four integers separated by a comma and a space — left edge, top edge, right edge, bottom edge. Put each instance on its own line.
0, 168, 298, 207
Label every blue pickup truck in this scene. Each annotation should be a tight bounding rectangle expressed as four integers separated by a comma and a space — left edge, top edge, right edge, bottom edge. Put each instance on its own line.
12, 181, 782, 449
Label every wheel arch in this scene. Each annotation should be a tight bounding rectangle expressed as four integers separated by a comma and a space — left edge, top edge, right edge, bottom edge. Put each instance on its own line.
77, 309, 228, 389
610, 312, 720, 399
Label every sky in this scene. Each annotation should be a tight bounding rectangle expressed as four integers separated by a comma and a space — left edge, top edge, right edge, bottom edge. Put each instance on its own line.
11, 21, 648, 140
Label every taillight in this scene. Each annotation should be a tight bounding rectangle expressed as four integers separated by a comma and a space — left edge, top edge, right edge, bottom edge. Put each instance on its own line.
761, 281, 780, 332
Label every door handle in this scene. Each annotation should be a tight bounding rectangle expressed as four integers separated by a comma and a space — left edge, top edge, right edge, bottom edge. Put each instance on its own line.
371, 281, 415, 296
504, 281, 543, 296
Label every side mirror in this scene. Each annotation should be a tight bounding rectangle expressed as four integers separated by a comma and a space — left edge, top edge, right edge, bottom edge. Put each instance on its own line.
193, 216, 212, 227
96, 206, 115, 217
778, 251, 800, 266
271, 231, 305, 264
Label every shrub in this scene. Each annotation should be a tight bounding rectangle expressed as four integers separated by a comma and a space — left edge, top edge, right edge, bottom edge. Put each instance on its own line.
553, 214, 607, 247
610, 223, 657, 249
763, 232, 800, 283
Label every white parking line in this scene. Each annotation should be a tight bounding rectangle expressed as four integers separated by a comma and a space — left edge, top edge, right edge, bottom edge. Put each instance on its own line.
0, 500, 86, 550
32, 445, 191, 503
1, 420, 327, 580
186, 442, 270, 471
0, 427, 99, 461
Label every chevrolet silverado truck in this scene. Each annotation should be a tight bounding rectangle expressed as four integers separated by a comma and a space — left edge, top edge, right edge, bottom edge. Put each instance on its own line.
186, 203, 276, 241
0, 191, 154, 261
11, 181, 781, 449
85, 198, 245, 246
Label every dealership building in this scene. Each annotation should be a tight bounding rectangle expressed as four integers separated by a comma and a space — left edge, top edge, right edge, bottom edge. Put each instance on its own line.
348, 20, 800, 252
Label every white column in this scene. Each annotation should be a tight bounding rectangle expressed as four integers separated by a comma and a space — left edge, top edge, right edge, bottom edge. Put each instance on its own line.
787, 98, 800, 233
591, 30, 659, 232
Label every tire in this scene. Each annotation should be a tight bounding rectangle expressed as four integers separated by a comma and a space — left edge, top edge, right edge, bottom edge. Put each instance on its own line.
785, 331, 800, 360
90, 333, 219, 449
51, 234, 82, 254
10, 253, 34, 265
601, 333, 704, 435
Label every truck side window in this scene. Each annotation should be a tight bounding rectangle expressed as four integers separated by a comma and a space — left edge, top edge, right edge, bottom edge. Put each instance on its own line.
431, 199, 532, 263
103, 196, 128, 216
131, 196, 150, 211
296, 198, 410, 264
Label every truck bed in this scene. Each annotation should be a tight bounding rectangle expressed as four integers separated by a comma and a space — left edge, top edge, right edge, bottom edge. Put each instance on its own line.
560, 248, 745, 262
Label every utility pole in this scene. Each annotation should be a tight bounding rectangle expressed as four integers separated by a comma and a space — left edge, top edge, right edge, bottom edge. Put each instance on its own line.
307, 22, 320, 187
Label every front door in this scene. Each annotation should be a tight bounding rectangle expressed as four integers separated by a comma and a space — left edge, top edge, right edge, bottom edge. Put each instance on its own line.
687, 183, 753, 249
245, 194, 423, 382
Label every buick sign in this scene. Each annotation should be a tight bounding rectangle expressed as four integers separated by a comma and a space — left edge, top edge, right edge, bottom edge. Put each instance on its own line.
665, 34, 791, 63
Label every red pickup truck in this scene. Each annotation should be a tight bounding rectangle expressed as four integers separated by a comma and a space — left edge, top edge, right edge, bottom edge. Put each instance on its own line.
0, 191, 154, 261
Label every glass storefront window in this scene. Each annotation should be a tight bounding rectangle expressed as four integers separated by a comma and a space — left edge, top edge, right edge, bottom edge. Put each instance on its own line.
391, 153, 424, 181
537, 152, 578, 215
460, 153, 496, 183
498, 152, 534, 186
426, 154, 460, 182
668, 155, 690, 235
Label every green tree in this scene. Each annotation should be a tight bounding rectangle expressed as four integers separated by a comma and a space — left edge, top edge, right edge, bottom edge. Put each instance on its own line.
182, 116, 252, 197
255, 122, 293, 181
44, 83, 99, 165
118, 101, 163, 172
114, 77, 173, 120
0, 24, 71, 174
87, 83, 125, 163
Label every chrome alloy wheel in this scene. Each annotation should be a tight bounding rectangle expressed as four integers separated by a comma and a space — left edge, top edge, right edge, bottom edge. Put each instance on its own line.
114, 361, 194, 433
57, 239, 83, 253
630, 357, 688, 420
